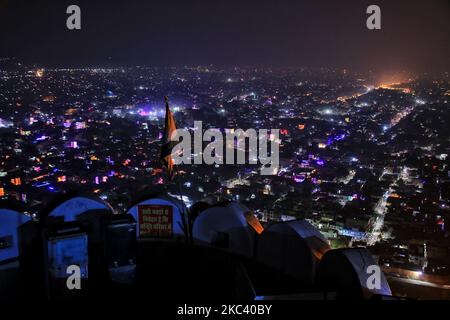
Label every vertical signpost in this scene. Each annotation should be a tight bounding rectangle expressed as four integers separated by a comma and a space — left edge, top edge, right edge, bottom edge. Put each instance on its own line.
138, 205, 173, 238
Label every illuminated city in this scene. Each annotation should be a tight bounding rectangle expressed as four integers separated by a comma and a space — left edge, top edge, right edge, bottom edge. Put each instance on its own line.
0, 0, 449, 307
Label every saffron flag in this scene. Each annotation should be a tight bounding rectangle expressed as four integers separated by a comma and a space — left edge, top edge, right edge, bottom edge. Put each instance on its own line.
245, 211, 264, 235
160, 96, 177, 179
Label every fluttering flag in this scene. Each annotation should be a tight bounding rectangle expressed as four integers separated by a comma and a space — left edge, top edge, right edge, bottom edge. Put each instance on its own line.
160, 96, 177, 180
245, 211, 264, 235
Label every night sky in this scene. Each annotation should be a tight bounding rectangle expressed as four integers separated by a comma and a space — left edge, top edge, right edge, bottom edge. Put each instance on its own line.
0, 0, 449, 73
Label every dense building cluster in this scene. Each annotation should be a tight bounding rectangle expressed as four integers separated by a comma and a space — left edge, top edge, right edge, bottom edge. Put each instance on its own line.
0, 60, 449, 296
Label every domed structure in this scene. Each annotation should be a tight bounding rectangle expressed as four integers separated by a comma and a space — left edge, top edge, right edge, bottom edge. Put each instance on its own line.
42, 192, 114, 223
192, 202, 255, 257
316, 248, 392, 299
0, 203, 31, 263
127, 193, 188, 239
257, 220, 331, 286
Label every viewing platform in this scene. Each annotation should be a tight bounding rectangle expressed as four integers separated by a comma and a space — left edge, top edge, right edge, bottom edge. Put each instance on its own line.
0, 191, 393, 301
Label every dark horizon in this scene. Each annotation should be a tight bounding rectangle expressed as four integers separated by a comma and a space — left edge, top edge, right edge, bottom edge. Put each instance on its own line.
0, 0, 449, 74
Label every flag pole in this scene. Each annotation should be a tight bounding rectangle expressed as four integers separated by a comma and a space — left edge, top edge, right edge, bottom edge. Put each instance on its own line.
173, 167, 192, 244
161, 96, 191, 243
